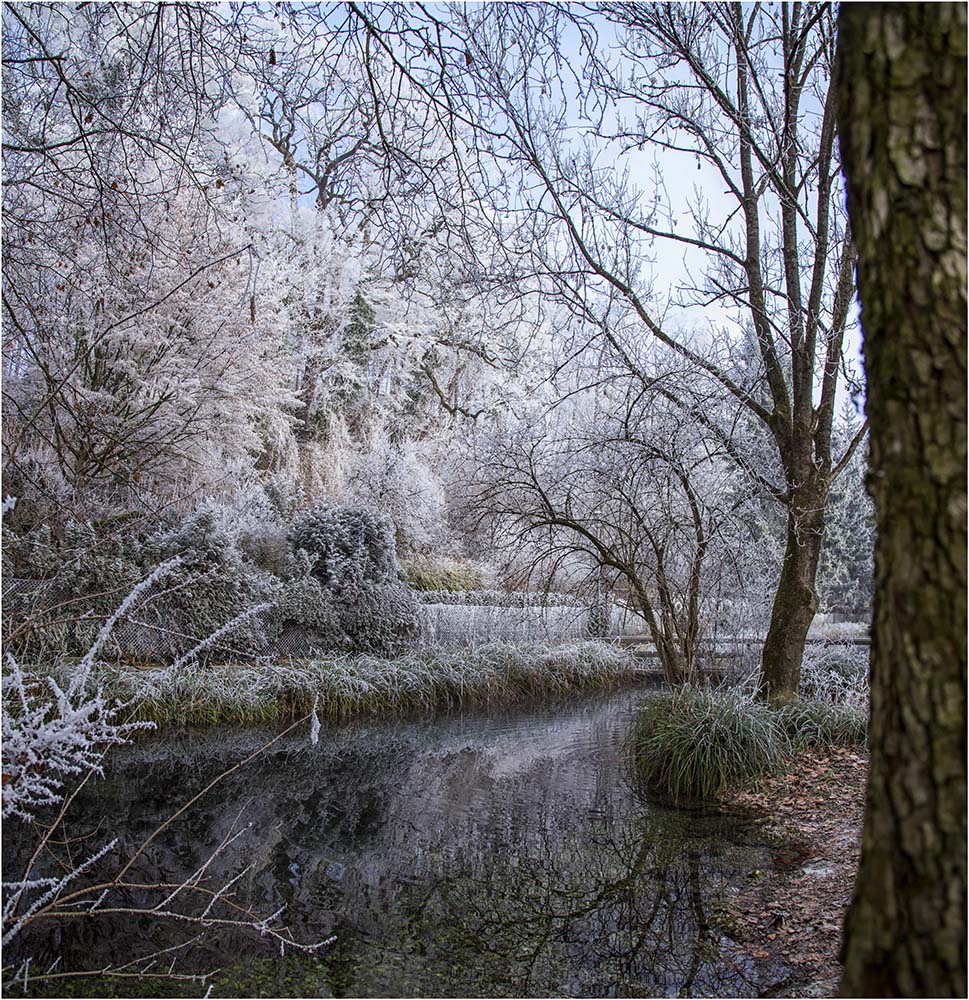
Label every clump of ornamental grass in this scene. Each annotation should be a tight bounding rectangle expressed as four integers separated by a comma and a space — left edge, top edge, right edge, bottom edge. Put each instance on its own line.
401, 556, 483, 593
776, 698, 868, 749
627, 685, 790, 801
73, 641, 638, 727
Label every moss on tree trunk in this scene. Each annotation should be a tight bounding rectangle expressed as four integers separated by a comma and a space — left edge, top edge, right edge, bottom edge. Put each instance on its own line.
836, 4, 967, 995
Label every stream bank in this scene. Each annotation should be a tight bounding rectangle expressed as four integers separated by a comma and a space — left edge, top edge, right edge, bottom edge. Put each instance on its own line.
61, 641, 641, 727
721, 745, 868, 997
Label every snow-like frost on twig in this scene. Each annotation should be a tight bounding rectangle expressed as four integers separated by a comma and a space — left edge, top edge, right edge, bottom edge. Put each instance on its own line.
310, 695, 321, 745
2, 559, 183, 821
169, 601, 273, 670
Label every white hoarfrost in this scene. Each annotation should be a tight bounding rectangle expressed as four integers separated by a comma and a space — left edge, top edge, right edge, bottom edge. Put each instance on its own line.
1, 560, 182, 821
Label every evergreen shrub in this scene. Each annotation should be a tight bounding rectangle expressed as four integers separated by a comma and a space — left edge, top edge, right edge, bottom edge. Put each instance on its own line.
288, 505, 419, 655
291, 505, 400, 587
138, 507, 275, 660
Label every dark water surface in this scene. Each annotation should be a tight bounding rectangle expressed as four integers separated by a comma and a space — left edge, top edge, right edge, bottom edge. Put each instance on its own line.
5, 684, 792, 997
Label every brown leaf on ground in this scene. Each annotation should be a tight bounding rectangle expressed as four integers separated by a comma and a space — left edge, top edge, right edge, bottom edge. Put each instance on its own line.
720, 746, 868, 997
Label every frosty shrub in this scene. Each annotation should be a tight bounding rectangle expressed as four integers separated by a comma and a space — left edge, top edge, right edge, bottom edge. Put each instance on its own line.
266, 576, 418, 659
0, 560, 178, 820
207, 479, 298, 578
3, 504, 279, 664
134, 507, 276, 661
227, 507, 292, 578
263, 576, 345, 657
333, 580, 421, 655
288, 505, 420, 655
3, 517, 150, 661
2, 655, 148, 821
5, 499, 425, 665
2, 522, 62, 580
291, 505, 400, 587
799, 641, 870, 709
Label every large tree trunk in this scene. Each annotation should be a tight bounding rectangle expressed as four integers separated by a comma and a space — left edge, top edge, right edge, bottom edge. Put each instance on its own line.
759, 481, 825, 705
836, 5, 967, 996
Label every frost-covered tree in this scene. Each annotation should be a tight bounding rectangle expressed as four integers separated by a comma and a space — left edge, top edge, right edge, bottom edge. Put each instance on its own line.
4, 191, 296, 494
360, 3, 866, 702
471, 373, 750, 683
816, 405, 873, 622
1, 3, 234, 268
2, 4, 300, 499
223, 5, 540, 516
343, 431, 449, 554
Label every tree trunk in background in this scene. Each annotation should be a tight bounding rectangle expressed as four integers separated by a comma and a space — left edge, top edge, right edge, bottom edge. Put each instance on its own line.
759, 481, 826, 705
836, 5, 967, 996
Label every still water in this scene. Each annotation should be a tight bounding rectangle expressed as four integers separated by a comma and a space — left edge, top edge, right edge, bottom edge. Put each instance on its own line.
6, 684, 793, 997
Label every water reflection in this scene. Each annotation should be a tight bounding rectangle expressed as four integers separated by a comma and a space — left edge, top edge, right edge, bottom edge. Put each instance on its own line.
4, 686, 788, 997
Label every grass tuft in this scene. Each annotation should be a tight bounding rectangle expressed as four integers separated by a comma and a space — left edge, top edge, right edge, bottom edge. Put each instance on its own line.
627, 686, 790, 801
775, 699, 868, 749
628, 682, 869, 802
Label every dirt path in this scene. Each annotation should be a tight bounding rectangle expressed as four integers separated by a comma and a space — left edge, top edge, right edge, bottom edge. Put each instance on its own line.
721, 746, 869, 997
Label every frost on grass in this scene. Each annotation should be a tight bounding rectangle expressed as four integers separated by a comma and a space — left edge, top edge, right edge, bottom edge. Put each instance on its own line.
800, 641, 870, 711
90, 641, 639, 727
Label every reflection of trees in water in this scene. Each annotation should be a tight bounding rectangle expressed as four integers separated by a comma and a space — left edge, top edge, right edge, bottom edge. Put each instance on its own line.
1, 732, 420, 981
2, 692, 779, 996
396, 811, 765, 997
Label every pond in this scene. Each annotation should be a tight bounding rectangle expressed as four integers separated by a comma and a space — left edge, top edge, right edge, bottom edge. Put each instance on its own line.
5, 683, 796, 997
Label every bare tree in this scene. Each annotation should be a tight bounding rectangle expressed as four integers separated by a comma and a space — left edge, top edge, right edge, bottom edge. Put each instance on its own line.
354, 2, 865, 701
470, 375, 745, 683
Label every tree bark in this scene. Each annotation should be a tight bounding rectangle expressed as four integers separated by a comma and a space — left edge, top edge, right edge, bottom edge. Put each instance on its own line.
836, 4, 967, 996
760, 481, 826, 705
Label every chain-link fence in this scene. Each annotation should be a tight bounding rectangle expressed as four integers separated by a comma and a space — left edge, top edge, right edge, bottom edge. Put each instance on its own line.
3, 574, 609, 664
4, 574, 271, 663
417, 602, 592, 646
